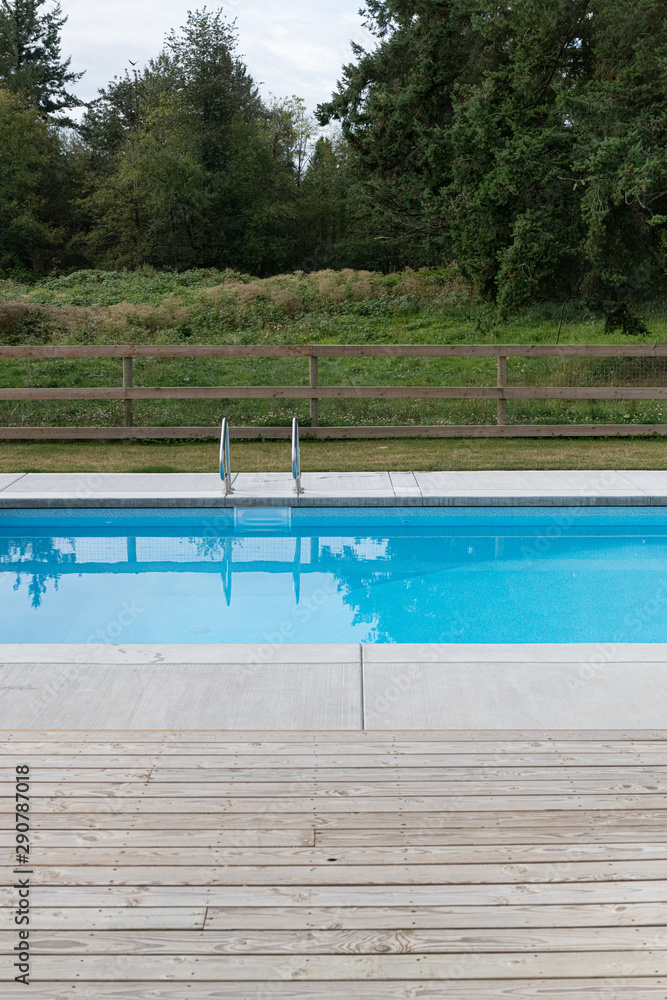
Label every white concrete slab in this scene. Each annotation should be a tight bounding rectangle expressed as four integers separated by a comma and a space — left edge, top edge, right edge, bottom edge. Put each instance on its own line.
362, 643, 667, 663
2, 468, 667, 506
2, 472, 223, 494
0, 473, 26, 491
389, 472, 421, 499
0, 644, 360, 664
363, 660, 667, 729
300, 472, 395, 498
0, 661, 362, 729
231, 473, 296, 495
415, 470, 647, 496
619, 471, 667, 492
2, 642, 667, 730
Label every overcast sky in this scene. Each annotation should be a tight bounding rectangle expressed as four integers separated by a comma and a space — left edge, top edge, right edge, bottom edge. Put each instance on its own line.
59, 1, 372, 113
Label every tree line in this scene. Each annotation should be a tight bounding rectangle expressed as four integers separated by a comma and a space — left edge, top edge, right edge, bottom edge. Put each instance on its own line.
2, 1, 667, 326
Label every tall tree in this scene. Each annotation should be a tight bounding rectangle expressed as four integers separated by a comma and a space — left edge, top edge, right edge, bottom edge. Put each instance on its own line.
319, 1, 667, 319
0, 87, 62, 273
0, 0, 83, 124
79, 9, 278, 271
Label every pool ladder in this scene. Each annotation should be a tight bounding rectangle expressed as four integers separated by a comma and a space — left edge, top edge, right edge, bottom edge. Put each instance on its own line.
219, 417, 233, 495
219, 417, 302, 495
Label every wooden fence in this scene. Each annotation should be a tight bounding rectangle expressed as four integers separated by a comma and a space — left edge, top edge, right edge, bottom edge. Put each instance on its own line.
2, 343, 667, 439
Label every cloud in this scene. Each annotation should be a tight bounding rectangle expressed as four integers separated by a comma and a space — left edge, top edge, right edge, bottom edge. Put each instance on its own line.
59, 0, 372, 111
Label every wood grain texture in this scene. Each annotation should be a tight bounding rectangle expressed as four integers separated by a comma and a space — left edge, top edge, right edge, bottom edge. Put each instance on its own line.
2, 385, 667, 401
9, 860, 663, 886
10, 842, 667, 865
1, 926, 666, 954
2, 882, 667, 907
3, 343, 667, 358
0, 423, 667, 441
1, 982, 666, 999
3, 730, 665, 991
4, 424, 667, 438
1, 951, 666, 980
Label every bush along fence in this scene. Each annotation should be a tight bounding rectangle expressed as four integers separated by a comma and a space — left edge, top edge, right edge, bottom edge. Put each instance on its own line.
3, 343, 667, 439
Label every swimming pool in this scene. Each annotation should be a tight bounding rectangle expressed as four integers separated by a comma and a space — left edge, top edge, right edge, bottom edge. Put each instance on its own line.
2, 506, 667, 644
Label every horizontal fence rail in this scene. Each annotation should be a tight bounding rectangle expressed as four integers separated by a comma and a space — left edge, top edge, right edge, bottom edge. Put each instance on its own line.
2, 343, 667, 439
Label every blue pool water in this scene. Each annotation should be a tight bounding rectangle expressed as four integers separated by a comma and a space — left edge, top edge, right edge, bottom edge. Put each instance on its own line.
2, 506, 667, 644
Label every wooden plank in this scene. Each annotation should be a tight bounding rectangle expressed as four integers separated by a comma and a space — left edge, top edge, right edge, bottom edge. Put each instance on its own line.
0, 768, 152, 781
6, 764, 667, 779
101, 778, 667, 794
316, 824, 667, 845
1, 882, 666, 907
3, 422, 664, 441
6, 765, 667, 783
6, 810, 667, 831
10, 860, 662, 886
505, 387, 667, 400
1, 982, 666, 999
6, 793, 667, 812
0, 908, 206, 930
11, 778, 667, 797
0, 830, 316, 848
6, 753, 667, 767
4, 739, 667, 753
202, 901, 667, 930
4, 423, 667, 439
0, 386, 505, 401
15, 843, 667, 866
4, 829, 662, 851
3, 823, 664, 845
2, 342, 667, 358
2, 926, 667, 955
1, 951, 666, 980
2, 730, 666, 741
4, 385, 667, 402
1, 901, 665, 931
146, 766, 667, 782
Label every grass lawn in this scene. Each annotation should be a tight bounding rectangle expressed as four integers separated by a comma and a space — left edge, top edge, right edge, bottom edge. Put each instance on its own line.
2, 436, 666, 473
4, 268, 667, 432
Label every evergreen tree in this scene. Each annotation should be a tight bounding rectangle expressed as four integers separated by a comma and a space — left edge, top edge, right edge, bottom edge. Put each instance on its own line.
0, 87, 63, 273
319, 1, 667, 316
0, 0, 83, 124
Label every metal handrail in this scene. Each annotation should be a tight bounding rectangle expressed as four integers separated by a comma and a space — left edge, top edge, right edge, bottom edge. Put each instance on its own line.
292, 417, 301, 495
219, 417, 233, 495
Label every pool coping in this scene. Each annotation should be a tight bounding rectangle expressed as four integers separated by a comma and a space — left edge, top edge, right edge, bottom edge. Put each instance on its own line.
3, 469, 667, 506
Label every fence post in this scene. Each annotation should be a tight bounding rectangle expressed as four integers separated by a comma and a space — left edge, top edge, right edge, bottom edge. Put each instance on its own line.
497, 353, 507, 426
309, 355, 319, 427
123, 356, 133, 428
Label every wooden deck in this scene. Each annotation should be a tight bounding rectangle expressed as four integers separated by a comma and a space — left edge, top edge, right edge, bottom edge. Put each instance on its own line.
2, 729, 667, 997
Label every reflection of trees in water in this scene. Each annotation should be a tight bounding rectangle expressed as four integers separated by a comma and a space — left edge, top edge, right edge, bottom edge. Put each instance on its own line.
187, 536, 228, 559
0, 536, 76, 608
187, 532, 466, 642
320, 535, 488, 644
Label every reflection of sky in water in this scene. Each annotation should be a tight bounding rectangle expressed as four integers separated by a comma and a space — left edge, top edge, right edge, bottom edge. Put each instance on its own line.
3, 511, 667, 643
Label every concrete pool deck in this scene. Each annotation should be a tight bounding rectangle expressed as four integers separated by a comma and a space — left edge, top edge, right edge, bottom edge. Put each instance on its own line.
2, 643, 667, 730
2, 468, 667, 731
4, 468, 667, 505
